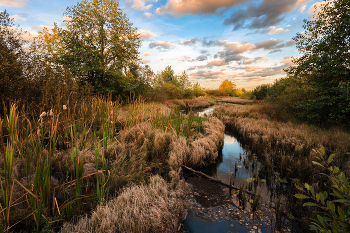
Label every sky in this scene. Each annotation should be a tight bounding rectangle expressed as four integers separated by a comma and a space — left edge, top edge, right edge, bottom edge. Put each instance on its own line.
1, 0, 324, 90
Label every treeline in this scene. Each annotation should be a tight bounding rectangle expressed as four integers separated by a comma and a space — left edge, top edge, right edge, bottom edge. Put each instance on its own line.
251, 0, 350, 126
205, 79, 251, 98
0, 1, 206, 115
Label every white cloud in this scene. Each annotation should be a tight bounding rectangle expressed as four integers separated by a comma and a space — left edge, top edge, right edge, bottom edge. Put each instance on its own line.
0, 0, 28, 8
138, 29, 156, 39
143, 51, 151, 56
149, 41, 176, 50
156, 0, 248, 16
141, 12, 153, 19
268, 26, 290, 34
10, 14, 26, 21
207, 59, 227, 66
142, 58, 151, 63
127, 0, 154, 11
299, 5, 306, 13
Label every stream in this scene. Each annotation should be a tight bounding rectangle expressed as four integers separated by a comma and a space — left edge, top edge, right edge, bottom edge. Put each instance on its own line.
182, 104, 294, 233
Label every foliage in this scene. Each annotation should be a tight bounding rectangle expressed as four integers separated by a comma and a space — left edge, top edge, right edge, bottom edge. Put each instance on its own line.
0, 10, 29, 104
57, 0, 141, 95
153, 66, 194, 100
191, 82, 206, 97
286, 0, 350, 124
219, 79, 236, 96
251, 84, 271, 100
295, 147, 350, 232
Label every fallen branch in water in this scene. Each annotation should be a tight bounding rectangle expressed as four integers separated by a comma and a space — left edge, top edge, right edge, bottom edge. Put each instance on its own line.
183, 166, 254, 195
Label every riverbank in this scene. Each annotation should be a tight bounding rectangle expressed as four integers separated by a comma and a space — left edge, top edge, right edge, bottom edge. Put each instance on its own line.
212, 103, 350, 227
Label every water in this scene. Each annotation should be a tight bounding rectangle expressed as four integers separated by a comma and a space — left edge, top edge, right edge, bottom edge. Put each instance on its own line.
182, 105, 291, 233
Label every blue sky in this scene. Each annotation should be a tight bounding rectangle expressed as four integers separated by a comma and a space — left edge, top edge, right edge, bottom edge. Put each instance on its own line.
1, 0, 323, 89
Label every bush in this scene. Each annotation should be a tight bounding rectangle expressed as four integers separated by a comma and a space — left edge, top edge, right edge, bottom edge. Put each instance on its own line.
205, 89, 227, 96
251, 84, 271, 100
295, 147, 350, 232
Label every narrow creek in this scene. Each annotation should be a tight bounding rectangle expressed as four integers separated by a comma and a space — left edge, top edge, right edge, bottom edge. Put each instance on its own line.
182, 104, 294, 233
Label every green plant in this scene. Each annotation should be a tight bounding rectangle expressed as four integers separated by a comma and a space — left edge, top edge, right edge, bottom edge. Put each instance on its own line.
295, 147, 350, 232
0, 105, 17, 230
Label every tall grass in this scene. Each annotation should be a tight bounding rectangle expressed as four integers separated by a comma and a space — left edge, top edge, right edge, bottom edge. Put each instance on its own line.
0, 97, 225, 232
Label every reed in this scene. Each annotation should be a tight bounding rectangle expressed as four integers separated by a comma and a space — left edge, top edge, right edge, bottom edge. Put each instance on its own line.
0, 97, 225, 232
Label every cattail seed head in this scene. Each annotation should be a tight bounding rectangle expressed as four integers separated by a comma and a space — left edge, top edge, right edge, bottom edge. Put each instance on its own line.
39, 111, 46, 119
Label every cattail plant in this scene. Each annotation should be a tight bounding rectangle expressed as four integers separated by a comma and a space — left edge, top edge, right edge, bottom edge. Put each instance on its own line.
0, 105, 18, 230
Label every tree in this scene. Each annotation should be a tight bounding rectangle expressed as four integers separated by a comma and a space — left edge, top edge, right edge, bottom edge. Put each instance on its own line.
251, 84, 271, 100
58, 0, 141, 94
286, 0, 350, 124
219, 79, 236, 96
0, 10, 31, 103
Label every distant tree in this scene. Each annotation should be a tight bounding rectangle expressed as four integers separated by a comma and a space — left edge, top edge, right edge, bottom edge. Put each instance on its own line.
219, 79, 236, 96
0, 10, 34, 104
57, 0, 141, 94
286, 0, 350, 124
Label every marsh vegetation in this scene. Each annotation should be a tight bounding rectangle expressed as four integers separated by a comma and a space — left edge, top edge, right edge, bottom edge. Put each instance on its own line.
1, 0, 349, 232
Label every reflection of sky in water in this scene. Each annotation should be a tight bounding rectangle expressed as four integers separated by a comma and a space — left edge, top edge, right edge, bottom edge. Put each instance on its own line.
198, 106, 216, 117
216, 133, 253, 183
183, 215, 247, 233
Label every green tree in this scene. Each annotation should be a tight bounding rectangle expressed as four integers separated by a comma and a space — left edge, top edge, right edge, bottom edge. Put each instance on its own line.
0, 10, 25, 102
286, 0, 350, 124
58, 0, 141, 94
251, 84, 271, 100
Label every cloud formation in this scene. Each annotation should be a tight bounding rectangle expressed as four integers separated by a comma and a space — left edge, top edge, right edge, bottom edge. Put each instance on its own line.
143, 51, 151, 56
189, 70, 227, 80
196, 54, 207, 61
141, 12, 153, 19
149, 41, 176, 50
126, 0, 153, 11
247, 26, 290, 35
10, 14, 26, 21
182, 37, 201, 46
156, 0, 248, 16
0, 0, 28, 7
207, 59, 227, 66
255, 38, 295, 50
241, 56, 269, 65
224, 0, 311, 30
138, 29, 156, 39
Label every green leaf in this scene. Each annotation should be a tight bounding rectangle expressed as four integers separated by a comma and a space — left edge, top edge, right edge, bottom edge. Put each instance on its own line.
317, 215, 326, 228
334, 199, 350, 203
303, 202, 319, 207
338, 207, 346, 222
295, 194, 310, 199
333, 167, 339, 174
327, 154, 335, 164
320, 147, 325, 156
312, 161, 324, 167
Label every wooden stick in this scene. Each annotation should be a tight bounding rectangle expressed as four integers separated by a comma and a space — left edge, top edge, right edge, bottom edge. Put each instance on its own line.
183, 166, 254, 195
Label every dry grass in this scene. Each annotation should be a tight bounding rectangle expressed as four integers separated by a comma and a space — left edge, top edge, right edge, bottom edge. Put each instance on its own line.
165, 96, 215, 110
186, 117, 224, 166
0, 97, 225, 231
215, 97, 253, 105
60, 174, 188, 233
214, 104, 350, 182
